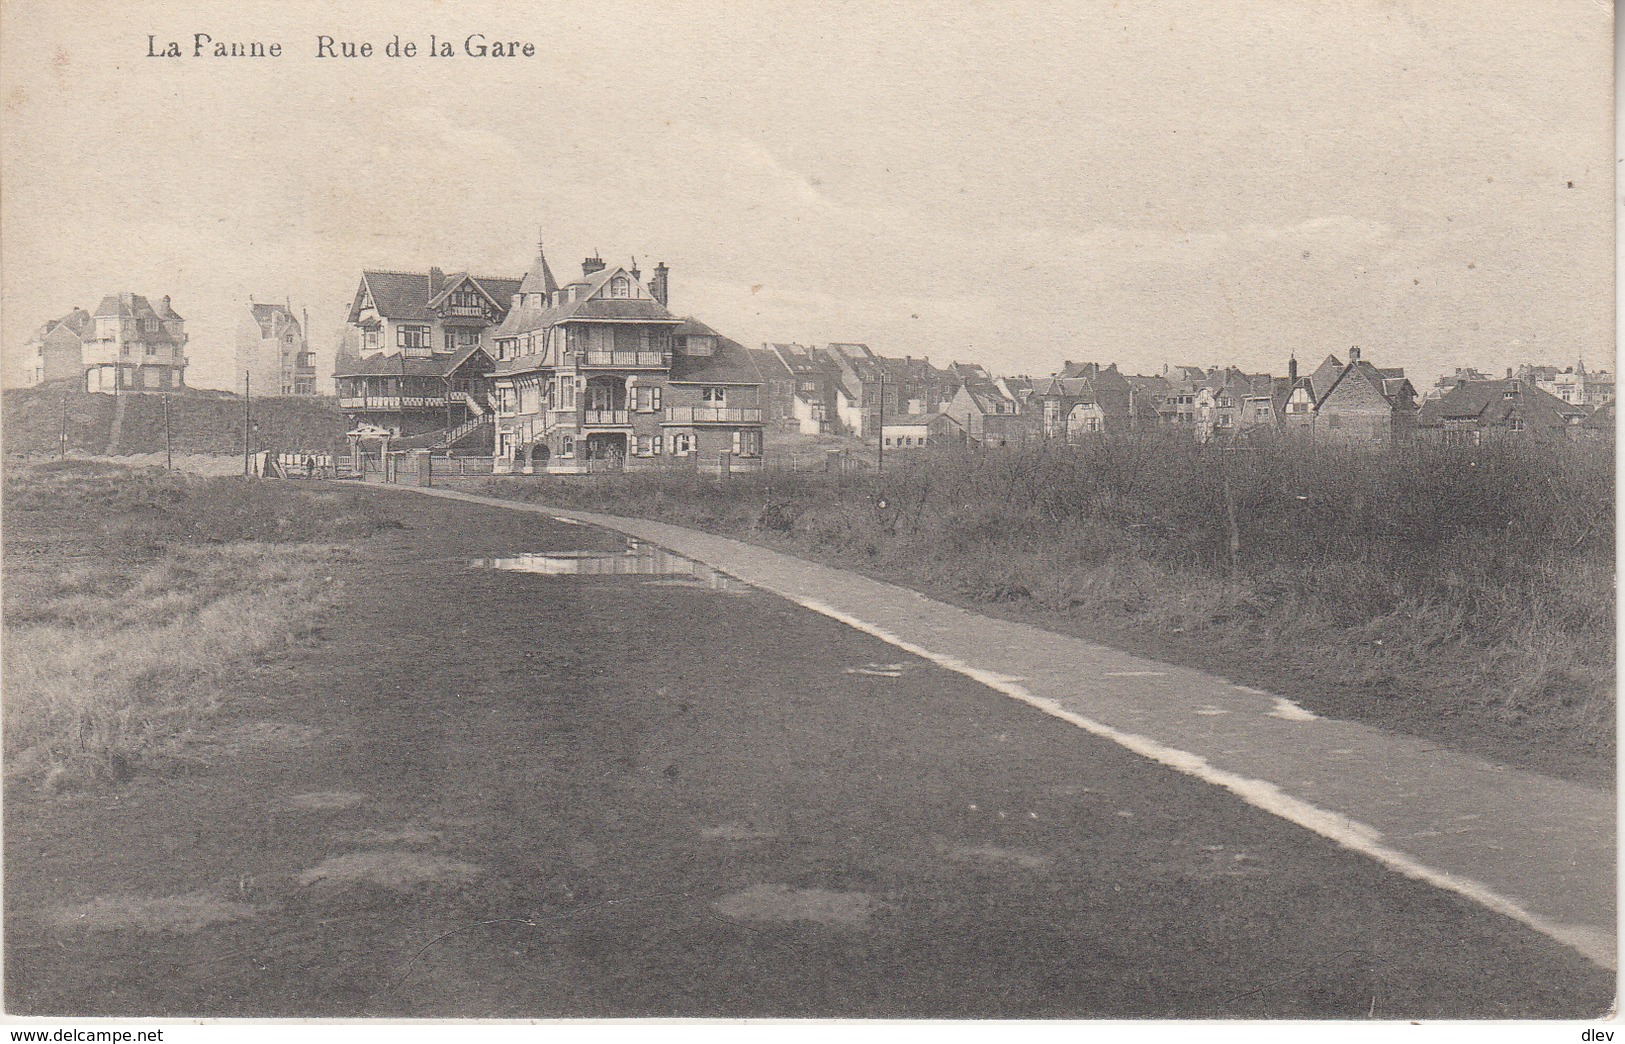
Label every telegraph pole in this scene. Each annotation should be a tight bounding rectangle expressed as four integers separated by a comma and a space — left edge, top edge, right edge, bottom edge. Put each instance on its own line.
876, 369, 885, 475
163, 394, 173, 470
243, 371, 251, 476
59, 390, 68, 459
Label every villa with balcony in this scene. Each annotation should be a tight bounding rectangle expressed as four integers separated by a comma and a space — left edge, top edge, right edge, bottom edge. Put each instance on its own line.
62, 293, 189, 393
489, 243, 765, 474
333, 266, 519, 436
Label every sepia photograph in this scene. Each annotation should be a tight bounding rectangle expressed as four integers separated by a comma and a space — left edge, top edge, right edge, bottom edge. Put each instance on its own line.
0, 0, 1615, 1030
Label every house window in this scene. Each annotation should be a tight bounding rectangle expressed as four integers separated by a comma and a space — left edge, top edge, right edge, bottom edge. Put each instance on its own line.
560, 435, 575, 458
363, 329, 380, 350
702, 387, 727, 405
733, 429, 760, 457
683, 335, 715, 356
610, 276, 631, 299
398, 325, 430, 349
671, 432, 694, 455
636, 386, 663, 412
635, 435, 653, 456
1509, 414, 1525, 432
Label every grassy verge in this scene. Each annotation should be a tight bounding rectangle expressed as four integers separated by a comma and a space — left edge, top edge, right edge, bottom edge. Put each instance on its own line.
474, 431, 1615, 778
3, 461, 401, 787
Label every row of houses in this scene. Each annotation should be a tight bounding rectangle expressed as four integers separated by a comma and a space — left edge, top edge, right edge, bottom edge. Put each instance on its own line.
18, 277, 1613, 455
331, 237, 770, 474
869, 348, 1612, 450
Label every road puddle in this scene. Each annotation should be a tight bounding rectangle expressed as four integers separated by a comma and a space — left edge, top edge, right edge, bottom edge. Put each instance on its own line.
473, 541, 743, 591
701, 823, 779, 841
47, 894, 258, 933
713, 884, 875, 929
947, 844, 1052, 871
297, 851, 483, 892
289, 790, 366, 811
845, 663, 908, 678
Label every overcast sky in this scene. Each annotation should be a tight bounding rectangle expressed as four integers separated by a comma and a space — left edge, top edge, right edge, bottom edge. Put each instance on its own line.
1, 0, 1613, 391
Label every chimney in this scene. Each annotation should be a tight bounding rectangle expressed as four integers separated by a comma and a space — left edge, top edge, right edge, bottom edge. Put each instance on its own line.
629, 257, 641, 283
1288, 355, 1298, 380
1348, 345, 1362, 363
650, 262, 670, 306
1506, 367, 1514, 379
582, 253, 605, 277
429, 267, 446, 295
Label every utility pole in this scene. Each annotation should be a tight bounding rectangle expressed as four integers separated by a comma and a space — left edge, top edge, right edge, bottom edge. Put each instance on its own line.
59, 390, 68, 459
243, 371, 251, 476
163, 394, 173, 470
876, 369, 885, 475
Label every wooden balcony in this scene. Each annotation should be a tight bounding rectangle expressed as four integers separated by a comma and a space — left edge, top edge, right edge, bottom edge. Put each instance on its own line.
582, 409, 631, 426
664, 406, 764, 425
338, 395, 448, 410
582, 350, 671, 369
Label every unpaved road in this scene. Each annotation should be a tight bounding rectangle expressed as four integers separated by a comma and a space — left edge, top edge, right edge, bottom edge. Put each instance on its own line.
5, 492, 1612, 1017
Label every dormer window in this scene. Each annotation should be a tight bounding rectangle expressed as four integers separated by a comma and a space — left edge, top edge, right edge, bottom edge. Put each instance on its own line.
1502, 388, 1518, 399
609, 276, 631, 299
681, 335, 715, 356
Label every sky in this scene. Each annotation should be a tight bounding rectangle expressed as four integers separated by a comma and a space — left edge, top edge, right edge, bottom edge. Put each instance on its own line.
1, 0, 1614, 392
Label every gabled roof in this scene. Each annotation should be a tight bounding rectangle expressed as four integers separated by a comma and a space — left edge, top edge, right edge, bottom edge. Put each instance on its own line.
669, 318, 763, 384
492, 265, 680, 339
1318, 358, 1416, 410
249, 302, 292, 324
333, 352, 449, 378
1416, 379, 1586, 430
93, 293, 159, 320
349, 270, 521, 323
333, 343, 490, 379
768, 343, 831, 376
34, 307, 91, 342
1033, 375, 1095, 401
954, 376, 1018, 415
1581, 400, 1614, 430
427, 271, 517, 312
748, 347, 792, 379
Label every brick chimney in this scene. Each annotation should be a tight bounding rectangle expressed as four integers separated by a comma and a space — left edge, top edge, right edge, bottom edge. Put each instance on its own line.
629, 258, 641, 283
429, 267, 446, 294
650, 262, 669, 306
582, 253, 605, 277
1288, 355, 1298, 380
1348, 345, 1362, 363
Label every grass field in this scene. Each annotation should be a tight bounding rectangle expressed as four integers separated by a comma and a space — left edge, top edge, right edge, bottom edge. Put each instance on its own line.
477, 430, 1616, 778
2, 461, 401, 787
